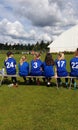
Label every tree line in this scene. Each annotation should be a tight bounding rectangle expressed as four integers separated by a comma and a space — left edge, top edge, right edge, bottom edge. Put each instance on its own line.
0, 40, 52, 52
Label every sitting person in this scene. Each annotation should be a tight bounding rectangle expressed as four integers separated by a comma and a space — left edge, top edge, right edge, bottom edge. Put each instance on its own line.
29, 52, 43, 84
18, 55, 29, 83
70, 48, 78, 88
55, 52, 68, 87
42, 52, 55, 87
4, 51, 18, 87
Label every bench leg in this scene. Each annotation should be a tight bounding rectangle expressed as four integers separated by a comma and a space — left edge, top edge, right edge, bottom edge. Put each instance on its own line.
0, 75, 4, 86
69, 78, 72, 89
56, 78, 59, 89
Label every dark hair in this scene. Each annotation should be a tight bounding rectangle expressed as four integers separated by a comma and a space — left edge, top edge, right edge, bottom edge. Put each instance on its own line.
7, 51, 13, 57
45, 53, 54, 66
75, 48, 78, 56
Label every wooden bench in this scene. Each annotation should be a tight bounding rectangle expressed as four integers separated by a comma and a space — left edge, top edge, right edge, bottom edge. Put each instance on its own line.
0, 73, 78, 89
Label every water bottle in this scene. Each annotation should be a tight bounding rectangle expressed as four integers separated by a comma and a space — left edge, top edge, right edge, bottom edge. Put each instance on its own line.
2, 67, 5, 75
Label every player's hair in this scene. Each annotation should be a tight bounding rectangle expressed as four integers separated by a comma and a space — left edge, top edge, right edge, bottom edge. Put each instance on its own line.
33, 52, 41, 60
35, 52, 40, 58
21, 55, 26, 61
45, 53, 54, 66
19, 55, 26, 65
58, 52, 65, 59
75, 48, 78, 56
7, 51, 13, 57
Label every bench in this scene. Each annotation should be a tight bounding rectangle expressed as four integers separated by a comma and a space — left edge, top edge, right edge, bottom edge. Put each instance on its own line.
0, 73, 78, 89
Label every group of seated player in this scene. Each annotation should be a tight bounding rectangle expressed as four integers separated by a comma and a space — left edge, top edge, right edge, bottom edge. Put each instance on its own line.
4, 48, 78, 87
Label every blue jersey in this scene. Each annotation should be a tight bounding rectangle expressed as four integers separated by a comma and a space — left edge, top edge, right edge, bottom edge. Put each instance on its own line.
30, 59, 43, 76
4, 57, 16, 75
18, 62, 29, 76
55, 59, 68, 77
70, 57, 78, 77
42, 62, 54, 78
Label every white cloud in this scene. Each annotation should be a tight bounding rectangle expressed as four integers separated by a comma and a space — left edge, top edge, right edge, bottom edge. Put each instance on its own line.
0, 19, 37, 43
14, 0, 63, 27
0, 0, 78, 43
8, 0, 78, 27
38, 33, 51, 41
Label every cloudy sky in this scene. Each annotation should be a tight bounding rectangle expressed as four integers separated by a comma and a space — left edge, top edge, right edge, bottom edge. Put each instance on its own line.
0, 0, 78, 44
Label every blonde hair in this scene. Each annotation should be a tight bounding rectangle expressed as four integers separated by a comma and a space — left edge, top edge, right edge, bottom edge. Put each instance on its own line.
20, 55, 26, 65
58, 52, 65, 60
34, 52, 41, 60
21, 55, 26, 61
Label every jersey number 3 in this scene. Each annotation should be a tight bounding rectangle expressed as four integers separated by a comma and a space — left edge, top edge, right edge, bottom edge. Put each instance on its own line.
33, 62, 38, 68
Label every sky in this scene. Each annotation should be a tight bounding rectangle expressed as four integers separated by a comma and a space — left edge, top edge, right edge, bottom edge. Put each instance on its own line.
0, 0, 78, 44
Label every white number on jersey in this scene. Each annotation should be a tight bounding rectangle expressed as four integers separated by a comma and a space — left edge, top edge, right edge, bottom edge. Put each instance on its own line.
6, 62, 14, 68
71, 62, 78, 69
57, 61, 65, 67
33, 62, 38, 68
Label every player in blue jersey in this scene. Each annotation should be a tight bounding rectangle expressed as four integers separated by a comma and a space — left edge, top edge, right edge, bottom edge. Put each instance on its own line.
70, 48, 78, 76
70, 48, 78, 88
30, 52, 43, 84
30, 52, 43, 76
55, 52, 68, 87
4, 51, 18, 87
42, 53, 54, 87
18, 55, 29, 83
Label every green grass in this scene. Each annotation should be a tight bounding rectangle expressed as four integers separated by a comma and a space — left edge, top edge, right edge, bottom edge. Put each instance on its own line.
0, 53, 78, 130
0, 86, 78, 130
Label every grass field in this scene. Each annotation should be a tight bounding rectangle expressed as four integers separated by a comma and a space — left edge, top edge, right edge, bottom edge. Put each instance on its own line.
0, 53, 78, 130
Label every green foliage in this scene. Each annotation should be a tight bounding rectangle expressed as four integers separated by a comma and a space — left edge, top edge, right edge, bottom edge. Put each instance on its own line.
0, 40, 50, 52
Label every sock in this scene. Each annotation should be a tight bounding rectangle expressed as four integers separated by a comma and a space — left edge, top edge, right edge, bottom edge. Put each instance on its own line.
74, 82, 76, 89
